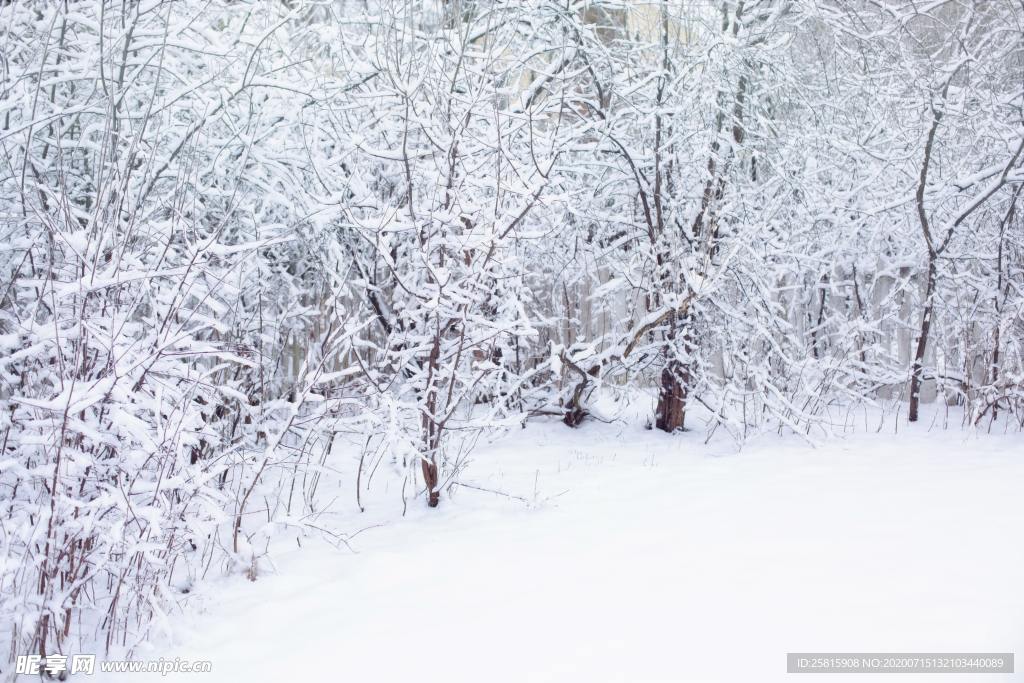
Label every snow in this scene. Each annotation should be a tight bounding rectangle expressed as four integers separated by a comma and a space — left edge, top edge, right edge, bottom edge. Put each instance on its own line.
104, 413, 1023, 683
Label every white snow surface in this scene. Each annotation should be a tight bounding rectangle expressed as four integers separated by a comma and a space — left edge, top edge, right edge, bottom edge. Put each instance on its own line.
105, 414, 1023, 683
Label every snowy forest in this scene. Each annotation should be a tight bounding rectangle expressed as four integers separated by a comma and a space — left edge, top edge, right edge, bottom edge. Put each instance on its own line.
1, 0, 1023, 678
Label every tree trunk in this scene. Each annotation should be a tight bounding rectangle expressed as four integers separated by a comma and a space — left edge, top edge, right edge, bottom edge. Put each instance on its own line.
656, 315, 688, 432
421, 456, 439, 508
421, 331, 442, 508
655, 360, 687, 432
908, 261, 936, 422
562, 380, 589, 428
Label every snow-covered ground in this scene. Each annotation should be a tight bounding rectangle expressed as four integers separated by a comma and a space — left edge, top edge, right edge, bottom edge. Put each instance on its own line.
104, 413, 1023, 683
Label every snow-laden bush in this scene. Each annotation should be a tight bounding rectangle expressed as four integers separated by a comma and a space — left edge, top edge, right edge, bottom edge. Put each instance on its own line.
0, 0, 346, 663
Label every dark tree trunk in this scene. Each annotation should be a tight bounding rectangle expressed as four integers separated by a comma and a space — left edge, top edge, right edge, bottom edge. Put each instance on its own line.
908, 261, 936, 423
562, 392, 588, 428
421, 456, 439, 508
421, 331, 442, 508
655, 360, 687, 432
559, 350, 599, 428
